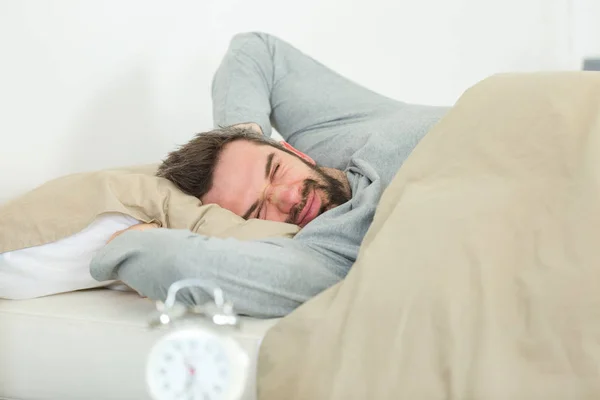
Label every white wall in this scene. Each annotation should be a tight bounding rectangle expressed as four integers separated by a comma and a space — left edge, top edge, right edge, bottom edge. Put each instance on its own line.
0, 0, 583, 204
573, 0, 600, 64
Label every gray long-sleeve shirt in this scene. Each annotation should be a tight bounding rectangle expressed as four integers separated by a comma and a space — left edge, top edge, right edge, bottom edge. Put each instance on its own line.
90, 32, 449, 318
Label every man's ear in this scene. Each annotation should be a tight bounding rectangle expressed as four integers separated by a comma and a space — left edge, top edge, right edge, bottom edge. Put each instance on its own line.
280, 141, 315, 165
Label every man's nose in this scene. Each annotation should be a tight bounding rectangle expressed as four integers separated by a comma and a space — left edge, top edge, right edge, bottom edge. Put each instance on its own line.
269, 183, 302, 214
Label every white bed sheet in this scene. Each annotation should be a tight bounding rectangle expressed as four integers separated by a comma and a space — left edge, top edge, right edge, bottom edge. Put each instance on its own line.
0, 213, 139, 299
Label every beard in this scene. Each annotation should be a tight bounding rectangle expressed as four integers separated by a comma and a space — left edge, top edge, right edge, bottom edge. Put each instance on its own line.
285, 165, 351, 225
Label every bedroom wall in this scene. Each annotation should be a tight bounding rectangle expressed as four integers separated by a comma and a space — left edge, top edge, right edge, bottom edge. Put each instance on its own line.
0, 0, 585, 204
573, 0, 600, 64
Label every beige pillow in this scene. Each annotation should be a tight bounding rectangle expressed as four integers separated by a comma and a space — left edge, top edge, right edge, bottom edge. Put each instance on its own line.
0, 164, 299, 253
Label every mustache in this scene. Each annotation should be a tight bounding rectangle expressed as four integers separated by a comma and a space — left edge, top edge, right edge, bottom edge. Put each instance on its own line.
284, 166, 351, 226
286, 179, 319, 224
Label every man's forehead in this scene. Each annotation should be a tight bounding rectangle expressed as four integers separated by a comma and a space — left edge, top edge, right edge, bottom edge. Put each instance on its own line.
201, 140, 273, 211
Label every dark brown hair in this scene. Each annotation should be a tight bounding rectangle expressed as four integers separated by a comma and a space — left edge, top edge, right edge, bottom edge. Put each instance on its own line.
156, 125, 286, 199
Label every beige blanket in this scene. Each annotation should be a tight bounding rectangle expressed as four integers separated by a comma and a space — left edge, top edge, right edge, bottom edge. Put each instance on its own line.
258, 72, 600, 399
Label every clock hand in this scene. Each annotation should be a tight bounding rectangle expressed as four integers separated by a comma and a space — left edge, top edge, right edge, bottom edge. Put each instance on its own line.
176, 359, 196, 396
184, 358, 197, 376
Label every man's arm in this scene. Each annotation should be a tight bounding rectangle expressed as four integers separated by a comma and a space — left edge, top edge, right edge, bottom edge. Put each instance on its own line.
90, 228, 346, 318
89, 32, 387, 317
211, 33, 274, 136
212, 32, 397, 143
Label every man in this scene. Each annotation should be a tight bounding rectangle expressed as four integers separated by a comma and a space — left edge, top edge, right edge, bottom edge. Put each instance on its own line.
155, 126, 352, 227
90, 32, 449, 317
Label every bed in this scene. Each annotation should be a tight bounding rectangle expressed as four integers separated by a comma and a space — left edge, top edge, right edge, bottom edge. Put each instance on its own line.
3, 71, 600, 400
0, 288, 277, 400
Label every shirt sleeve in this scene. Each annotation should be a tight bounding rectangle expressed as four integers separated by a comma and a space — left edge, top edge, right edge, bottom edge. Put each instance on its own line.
211, 32, 275, 136
89, 228, 346, 318
211, 32, 398, 142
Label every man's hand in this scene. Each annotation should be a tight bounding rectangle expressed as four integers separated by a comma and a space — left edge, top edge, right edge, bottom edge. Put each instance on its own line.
233, 122, 263, 135
107, 222, 160, 243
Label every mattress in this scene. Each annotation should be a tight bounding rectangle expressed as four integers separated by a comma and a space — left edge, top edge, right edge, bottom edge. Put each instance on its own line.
0, 288, 278, 400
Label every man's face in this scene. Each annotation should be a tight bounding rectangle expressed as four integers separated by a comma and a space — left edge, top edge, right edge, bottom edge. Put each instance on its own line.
201, 140, 350, 227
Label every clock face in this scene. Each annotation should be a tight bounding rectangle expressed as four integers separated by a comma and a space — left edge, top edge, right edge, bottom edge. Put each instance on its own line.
146, 327, 249, 400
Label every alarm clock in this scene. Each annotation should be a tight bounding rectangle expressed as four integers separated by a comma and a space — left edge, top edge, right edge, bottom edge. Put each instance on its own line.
145, 279, 250, 400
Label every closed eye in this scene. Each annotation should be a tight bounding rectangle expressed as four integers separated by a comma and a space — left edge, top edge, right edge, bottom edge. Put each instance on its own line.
270, 164, 280, 181
256, 164, 281, 219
